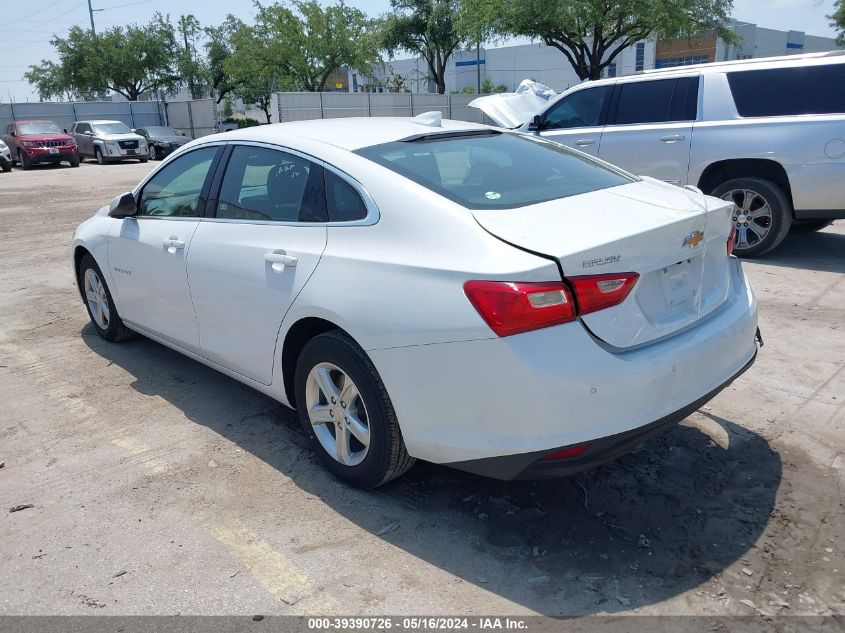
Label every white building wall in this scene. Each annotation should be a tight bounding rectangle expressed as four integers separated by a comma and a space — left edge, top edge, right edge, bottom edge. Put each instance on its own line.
374, 21, 839, 95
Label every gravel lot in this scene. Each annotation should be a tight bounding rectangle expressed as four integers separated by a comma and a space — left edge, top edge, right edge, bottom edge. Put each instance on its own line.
0, 161, 843, 617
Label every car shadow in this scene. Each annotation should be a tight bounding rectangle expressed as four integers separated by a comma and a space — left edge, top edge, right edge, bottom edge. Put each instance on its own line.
744, 227, 845, 274
83, 325, 781, 615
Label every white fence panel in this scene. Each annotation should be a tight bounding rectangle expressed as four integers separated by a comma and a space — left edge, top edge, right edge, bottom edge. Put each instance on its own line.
0, 100, 163, 135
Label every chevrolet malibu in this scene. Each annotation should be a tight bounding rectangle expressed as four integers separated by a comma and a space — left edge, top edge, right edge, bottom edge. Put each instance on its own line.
72, 114, 760, 488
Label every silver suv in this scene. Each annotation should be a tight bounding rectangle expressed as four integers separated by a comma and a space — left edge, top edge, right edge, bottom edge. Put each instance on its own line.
473, 51, 845, 256
70, 120, 148, 165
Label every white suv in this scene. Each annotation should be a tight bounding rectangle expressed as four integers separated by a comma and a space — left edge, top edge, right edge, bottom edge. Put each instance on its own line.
473, 51, 845, 256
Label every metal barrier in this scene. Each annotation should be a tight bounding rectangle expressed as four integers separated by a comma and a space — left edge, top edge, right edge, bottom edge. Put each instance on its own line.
0, 100, 163, 134
275, 92, 490, 124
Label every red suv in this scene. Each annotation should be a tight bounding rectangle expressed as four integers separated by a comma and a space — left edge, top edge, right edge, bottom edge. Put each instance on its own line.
2, 120, 80, 170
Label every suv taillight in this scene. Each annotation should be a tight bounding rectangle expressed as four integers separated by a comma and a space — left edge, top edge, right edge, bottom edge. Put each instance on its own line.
464, 273, 638, 337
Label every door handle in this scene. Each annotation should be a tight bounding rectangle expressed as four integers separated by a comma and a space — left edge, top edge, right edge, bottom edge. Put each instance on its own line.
163, 237, 185, 253
574, 139, 596, 146
264, 250, 298, 271
659, 134, 685, 143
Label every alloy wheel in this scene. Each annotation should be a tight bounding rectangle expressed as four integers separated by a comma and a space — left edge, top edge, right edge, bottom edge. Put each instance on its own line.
305, 362, 370, 466
84, 268, 110, 330
149, 145, 156, 160
720, 188, 773, 252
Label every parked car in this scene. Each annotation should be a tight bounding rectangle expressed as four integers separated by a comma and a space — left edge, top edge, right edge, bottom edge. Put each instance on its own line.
70, 120, 148, 164
72, 114, 759, 488
0, 138, 11, 172
133, 126, 190, 161
471, 51, 845, 257
1, 120, 79, 169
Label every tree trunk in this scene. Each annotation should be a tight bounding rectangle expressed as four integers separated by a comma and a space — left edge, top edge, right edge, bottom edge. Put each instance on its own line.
262, 103, 272, 124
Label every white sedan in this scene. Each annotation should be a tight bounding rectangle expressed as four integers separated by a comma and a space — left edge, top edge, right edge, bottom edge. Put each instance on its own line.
72, 113, 760, 488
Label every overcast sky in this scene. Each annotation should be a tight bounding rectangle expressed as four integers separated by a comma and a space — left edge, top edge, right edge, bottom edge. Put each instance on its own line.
0, 0, 839, 102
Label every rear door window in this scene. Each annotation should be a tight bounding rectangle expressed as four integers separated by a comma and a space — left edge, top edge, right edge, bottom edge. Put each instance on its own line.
543, 86, 611, 129
727, 64, 845, 116
610, 77, 698, 125
216, 145, 327, 223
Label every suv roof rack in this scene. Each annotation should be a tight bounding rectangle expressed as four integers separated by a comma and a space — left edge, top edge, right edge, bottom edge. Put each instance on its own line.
642, 49, 845, 75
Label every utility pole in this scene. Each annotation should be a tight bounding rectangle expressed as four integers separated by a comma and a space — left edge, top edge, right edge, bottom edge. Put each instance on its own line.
88, 0, 97, 34
476, 42, 481, 94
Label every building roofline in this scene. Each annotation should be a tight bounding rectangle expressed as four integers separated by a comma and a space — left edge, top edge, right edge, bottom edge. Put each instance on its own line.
643, 49, 845, 74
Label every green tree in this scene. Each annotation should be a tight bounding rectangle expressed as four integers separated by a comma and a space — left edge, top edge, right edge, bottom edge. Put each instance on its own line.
205, 17, 241, 103
831, 0, 845, 45
177, 14, 206, 99
460, 0, 736, 81
246, 0, 381, 92
25, 14, 180, 101
480, 76, 507, 93
382, 0, 466, 94
225, 20, 280, 123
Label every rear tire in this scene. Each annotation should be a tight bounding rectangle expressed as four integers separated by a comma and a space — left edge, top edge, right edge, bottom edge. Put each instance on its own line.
294, 331, 415, 488
78, 254, 135, 343
791, 218, 833, 232
711, 177, 792, 258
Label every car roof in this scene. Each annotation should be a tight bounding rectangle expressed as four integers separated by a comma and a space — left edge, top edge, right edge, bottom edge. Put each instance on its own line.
568, 50, 845, 91
212, 116, 493, 151
77, 120, 124, 125
14, 120, 58, 124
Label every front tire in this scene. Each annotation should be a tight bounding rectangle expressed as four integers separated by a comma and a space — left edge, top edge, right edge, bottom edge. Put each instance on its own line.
19, 152, 31, 170
148, 145, 158, 161
78, 254, 135, 342
0, 158, 10, 173
69, 154, 80, 168
295, 331, 415, 488
95, 147, 105, 165
712, 177, 792, 258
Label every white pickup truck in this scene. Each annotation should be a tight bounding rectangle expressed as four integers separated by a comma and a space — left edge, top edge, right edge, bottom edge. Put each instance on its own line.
471, 51, 845, 257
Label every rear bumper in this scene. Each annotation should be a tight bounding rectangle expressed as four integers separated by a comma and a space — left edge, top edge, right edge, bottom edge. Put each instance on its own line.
448, 348, 757, 480
369, 258, 758, 467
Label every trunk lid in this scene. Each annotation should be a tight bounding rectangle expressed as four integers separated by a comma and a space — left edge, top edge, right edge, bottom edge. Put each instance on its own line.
468, 80, 558, 128
472, 177, 735, 348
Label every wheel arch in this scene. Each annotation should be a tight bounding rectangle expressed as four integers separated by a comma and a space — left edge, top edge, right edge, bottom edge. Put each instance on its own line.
73, 245, 92, 300
280, 316, 355, 407
697, 159, 793, 212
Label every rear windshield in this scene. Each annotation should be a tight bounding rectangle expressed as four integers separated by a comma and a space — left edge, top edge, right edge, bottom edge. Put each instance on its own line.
93, 122, 131, 135
145, 126, 178, 136
18, 122, 61, 135
355, 131, 633, 210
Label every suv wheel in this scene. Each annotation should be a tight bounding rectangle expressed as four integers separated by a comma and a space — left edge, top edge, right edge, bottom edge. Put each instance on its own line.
19, 152, 32, 170
712, 178, 792, 257
0, 157, 10, 173
148, 145, 158, 161
95, 147, 105, 165
294, 331, 415, 488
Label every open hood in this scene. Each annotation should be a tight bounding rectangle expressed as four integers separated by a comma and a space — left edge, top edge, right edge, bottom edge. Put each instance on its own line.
468, 80, 557, 128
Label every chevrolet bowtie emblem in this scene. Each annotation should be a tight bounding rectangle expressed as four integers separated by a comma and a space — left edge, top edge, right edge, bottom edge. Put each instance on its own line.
683, 230, 704, 248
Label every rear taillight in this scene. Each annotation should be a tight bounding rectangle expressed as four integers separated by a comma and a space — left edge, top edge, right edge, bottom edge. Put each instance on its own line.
727, 223, 737, 255
540, 444, 590, 461
465, 272, 638, 337
463, 281, 576, 337
568, 272, 639, 315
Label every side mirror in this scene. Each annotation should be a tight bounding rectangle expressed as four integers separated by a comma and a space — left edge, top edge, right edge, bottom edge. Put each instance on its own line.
109, 192, 137, 219
9, 131, 16, 137
131, 129, 137, 134
84, 130, 93, 136
528, 115, 545, 132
